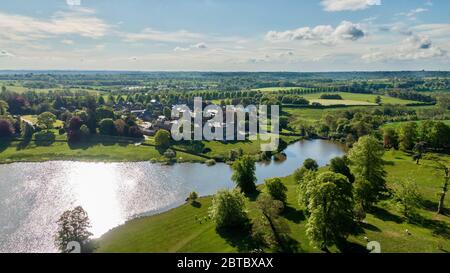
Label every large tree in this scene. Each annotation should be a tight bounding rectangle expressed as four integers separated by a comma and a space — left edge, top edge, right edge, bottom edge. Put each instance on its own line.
425, 155, 449, 215
209, 189, 249, 229
231, 155, 257, 195
394, 180, 422, 219
252, 195, 291, 251
55, 206, 94, 253
265, 178, 288, 205
348, 135, 387, 210
305, 172, 354, 252
37, 111, 56, 130
399, 122, 418, 151
329, 156, 355, 183
0, 119, 14, 138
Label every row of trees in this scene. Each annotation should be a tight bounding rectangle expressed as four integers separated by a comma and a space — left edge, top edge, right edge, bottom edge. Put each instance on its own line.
383, 121, 450, 151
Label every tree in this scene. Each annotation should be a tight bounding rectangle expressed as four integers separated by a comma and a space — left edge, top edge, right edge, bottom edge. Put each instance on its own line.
394, 180, 422, 219
55, 206, 94, 253
265, 178, 288, 205
99, 118, 116, 135
37, 112, 56, 130
0, 119, 14, 137
187, 191, 198, 204
0, 100, 8, 115
209, 189, 249, 229
399, 122, 418, 151
329, 156, 355, 183
303, 158, 319, 171
383, 127, 399, 150
252, 195, 291, 251
305, 172, 354, 252
163, 106, 172, 119
79, 125, 90, 140
97, 96, 105, 105
96, 106, 115, 121
425, 155, 449, 215
155, 129, 171, 149
231, 155, 257, 195
375, 96, 382, 104
67, 116, 83, 143
437, 94, 450, 111
348, 135, 387, 210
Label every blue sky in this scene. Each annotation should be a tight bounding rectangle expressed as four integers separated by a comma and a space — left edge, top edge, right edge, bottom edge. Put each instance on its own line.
0, 0, 449, 71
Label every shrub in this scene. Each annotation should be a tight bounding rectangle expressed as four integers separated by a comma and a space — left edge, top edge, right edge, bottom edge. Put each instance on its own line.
155, 129, 171, 148
205, 159, 216, 166
319, 94, 343, 100
99, 118, 116, 136
163, 149, 176, 159
33, 131, 55, 146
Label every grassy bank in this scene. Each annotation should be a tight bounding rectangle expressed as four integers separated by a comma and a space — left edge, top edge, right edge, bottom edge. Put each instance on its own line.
96, 150, 450, 253
0, 131, 296, 164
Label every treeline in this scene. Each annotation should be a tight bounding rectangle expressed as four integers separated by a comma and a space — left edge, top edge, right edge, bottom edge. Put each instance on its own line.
383, 121, 450, 151
293, 105, 450, 147
387, 90, 436, 103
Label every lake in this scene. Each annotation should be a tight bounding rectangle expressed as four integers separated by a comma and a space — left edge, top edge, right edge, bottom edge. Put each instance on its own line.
0, 139, 345, 253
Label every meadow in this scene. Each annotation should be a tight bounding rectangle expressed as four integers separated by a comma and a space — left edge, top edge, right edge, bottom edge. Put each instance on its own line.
96, 150, 450, 253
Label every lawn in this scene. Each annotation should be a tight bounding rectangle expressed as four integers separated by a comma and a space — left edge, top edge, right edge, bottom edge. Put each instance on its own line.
96, 150, 450, 253
21, 115, 64, 128
0, 133, 205, 164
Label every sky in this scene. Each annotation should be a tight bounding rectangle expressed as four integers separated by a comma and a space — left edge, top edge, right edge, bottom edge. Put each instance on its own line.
0, 0, 449, 71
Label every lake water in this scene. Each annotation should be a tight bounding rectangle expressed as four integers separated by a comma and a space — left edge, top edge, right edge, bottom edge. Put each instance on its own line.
0, 139, 345, 253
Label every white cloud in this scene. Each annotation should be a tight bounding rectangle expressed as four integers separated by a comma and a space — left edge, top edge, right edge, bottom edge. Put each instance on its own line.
0, 8, 110, 43
413, 24, 450, 38
122, 28, 204, 43
397, 8, 428, 20
66, 0, 81, 6
61, 39, 74, 45
0, 49, 14, 57
321, 0, 381, 12
174, 46, 190, 52
362, 35, 447, 61
265, 21, 365, 43
192, 42, 208, 49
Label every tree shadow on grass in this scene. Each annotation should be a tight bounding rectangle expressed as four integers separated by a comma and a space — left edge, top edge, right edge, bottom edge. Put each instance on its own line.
275, 236, 301, 253
190, 201, 202, 208
216, 224, 262, 253
421, 199, 450, 215
246, 189, 262, 202
282, 206, 305, 224
409, 213, 450, 239
0, 137, 12, 153
353, 221, 382, 235
16, 137, 32, 150
336, 240, 368, 253
370, 206, 403, 224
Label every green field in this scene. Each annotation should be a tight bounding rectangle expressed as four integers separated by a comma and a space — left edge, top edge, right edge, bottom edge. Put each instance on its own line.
301, 92, 420, 106
382, 120, 450, 129
96, 150, 450, 253
21, 115, 64, 128
252, 87, 308, 92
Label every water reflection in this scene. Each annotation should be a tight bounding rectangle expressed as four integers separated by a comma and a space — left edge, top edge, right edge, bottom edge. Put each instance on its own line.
0, 140, 344, 252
